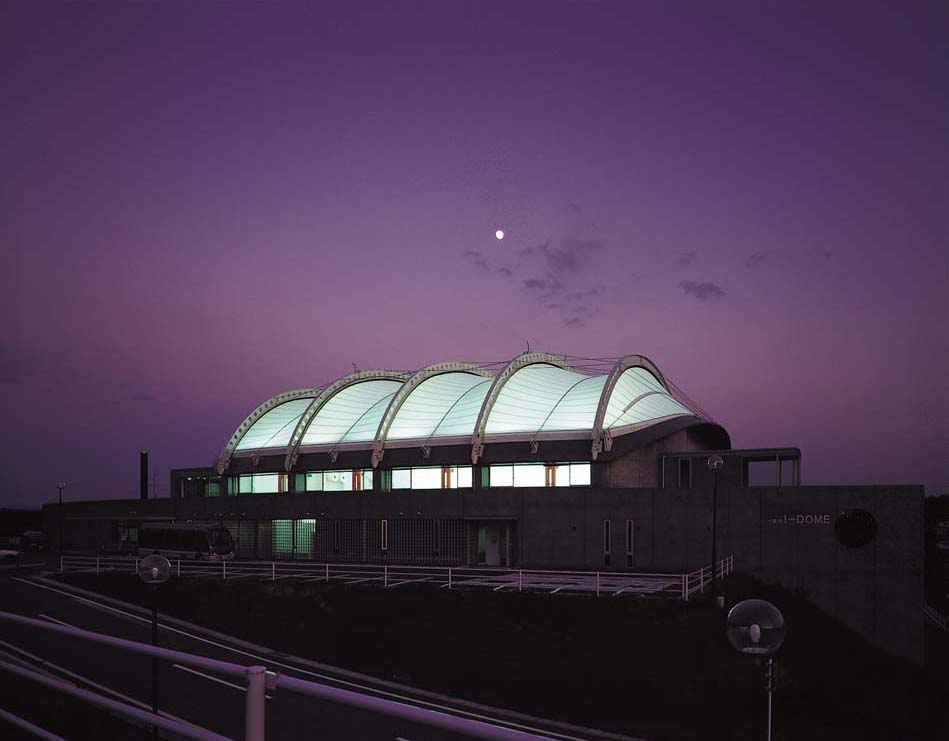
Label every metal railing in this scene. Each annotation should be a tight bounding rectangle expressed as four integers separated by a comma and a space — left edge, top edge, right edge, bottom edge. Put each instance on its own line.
924, 604, 948, 633
58, 554, 734, 600
0, 609, 556, 740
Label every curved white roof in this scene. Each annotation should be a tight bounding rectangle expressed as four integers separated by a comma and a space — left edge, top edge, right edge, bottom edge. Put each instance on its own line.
216, 353, 709, 472
235, 398, 314, 451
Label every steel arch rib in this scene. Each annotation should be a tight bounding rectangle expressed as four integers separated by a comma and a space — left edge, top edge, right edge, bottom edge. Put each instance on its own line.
590, 355, 675, 460
371, 362, 494, 468
283, 370, 410, 471
470, 352, 575, 464
216, 388, 320, 475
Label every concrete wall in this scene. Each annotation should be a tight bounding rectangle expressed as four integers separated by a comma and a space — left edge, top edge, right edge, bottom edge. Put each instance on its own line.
45, 483, 923, 663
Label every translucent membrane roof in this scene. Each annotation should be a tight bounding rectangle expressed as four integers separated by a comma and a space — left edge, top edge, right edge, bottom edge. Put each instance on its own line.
485, 364, 607, 435
219, 353, 708, 472
301, 379, 403, 446
387, 372, 493, 441
603, 367, 692, 429
235, 398, 314, 451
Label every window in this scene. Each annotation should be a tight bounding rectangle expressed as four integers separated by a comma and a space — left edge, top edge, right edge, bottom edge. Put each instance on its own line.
295, 520, 315, 557
625, 519, 634, 568
390, 466, 473, 490
381, 519, 388, 551
678, 458, 692, 488
486, 462, 592, 488
236, 473, 287, 495
301, 469, 373, 492
603, 519, 612, 566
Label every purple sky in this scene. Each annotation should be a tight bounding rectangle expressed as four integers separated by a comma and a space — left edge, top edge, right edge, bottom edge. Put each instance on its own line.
2, 1, 947, 506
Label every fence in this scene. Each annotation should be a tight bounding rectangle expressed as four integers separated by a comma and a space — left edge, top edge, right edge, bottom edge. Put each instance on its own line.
59, 554, 733, 601
0, 609, 551, 741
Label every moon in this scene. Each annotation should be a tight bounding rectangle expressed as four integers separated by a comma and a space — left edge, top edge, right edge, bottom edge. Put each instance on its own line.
495, 229, 504, 240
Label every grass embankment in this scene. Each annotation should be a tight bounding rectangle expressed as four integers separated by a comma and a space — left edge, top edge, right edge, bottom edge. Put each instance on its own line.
57, 572, 944, 741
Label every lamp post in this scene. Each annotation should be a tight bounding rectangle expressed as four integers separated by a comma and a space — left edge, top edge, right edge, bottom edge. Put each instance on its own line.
56, 481, 66, 554
706, 455, 723, 590
726, 599, 786, 741
139, 553, 171, 733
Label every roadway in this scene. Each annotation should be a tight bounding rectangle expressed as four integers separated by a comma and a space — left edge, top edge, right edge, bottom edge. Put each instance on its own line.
0, 568, 635, 741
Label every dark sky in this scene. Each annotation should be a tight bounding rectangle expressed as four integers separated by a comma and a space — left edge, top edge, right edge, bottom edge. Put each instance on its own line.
2, 1, 947, 506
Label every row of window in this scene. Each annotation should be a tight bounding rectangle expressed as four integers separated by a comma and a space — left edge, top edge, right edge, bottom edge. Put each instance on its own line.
222, 463, 593, 495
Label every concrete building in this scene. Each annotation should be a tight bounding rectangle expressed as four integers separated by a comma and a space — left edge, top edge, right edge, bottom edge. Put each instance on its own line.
44, 352, 924, 662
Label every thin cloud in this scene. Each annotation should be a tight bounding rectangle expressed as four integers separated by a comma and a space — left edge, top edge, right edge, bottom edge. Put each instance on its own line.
680, 280, 725, 301
679, 252, 696, 266
745, 253, 769, 269
523, 277, 564, 293
461, 249, 490, 271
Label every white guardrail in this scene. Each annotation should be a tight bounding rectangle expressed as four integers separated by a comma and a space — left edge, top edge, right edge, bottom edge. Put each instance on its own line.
0, 609, 556, 741
58, 555, 734, 601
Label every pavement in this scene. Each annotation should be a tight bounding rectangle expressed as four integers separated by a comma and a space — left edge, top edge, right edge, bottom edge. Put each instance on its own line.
0, 569, 641, 741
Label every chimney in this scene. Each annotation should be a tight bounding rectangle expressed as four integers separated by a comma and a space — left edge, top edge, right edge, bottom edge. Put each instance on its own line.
140, 449, 148, 500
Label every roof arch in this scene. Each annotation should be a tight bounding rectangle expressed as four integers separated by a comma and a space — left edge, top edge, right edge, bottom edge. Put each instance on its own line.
470, 352, 574, 464
216, 388, 320, 474
590, 355, 694, 459
371, 362, 494, 467
283, 370, 409, 470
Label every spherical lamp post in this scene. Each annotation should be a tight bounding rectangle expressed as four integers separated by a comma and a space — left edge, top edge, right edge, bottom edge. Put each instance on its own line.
727, 598, 786, 741
139, 553, 171, 730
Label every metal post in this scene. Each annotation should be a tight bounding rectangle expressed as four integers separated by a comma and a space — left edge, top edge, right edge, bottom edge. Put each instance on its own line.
325, 563, 329, 582
682, 573, 688, 601
766, 658, 774, 741
244, 666, 266, 741
596, 572, 600, 597
96, 556, 100, 576
177, 560, 180, 578
223, 559, 226, 580
151, 591, 159, 736
59, 555, 63, 574
518, 570, 522, 592
448, 567, 452, 589
272, 561, 276, 582
384, 564, 388, 587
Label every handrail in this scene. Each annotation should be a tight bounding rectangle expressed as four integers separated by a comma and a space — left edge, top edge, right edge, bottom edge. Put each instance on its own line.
0, 658, 233, 741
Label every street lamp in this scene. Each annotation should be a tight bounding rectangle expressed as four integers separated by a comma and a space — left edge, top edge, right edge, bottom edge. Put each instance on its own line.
726, 599, 786, 741
706, 455, 723, 593
56, 481, 66, 554
139, 553, 171, 731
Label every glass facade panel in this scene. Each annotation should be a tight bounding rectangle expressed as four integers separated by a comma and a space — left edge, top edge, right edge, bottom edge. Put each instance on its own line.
305, 471, 324, 492
295, 519, 315, 557
324, 470, 352, 491
570, 462, 592, 486
457, 466, 472, 489
513, 464, 546, 487
236, 398, 313, 451
489, 465, 513, 487
411, 467, 442, 489
392, 469, 411, 489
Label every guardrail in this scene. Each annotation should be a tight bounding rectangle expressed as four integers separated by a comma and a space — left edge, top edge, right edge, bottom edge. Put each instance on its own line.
925, 604, 949, 633
0, 609, 556, 740
58, 554, 734, 601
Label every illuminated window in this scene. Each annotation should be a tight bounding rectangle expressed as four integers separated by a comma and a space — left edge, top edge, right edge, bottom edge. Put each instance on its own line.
236, 473, 287, 495
390, 466, 473, 490
486, 462, 592, 487
302, 469, 373, 492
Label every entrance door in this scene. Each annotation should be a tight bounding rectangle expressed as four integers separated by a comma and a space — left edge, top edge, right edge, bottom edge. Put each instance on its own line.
478, 525, 501, 566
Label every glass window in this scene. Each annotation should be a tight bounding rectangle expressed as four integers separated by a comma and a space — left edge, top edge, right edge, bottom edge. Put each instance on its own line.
513, 464, 545, 487
324, 470, 353, 491
489, 465, 513, 487
570, 463, 591, 486
412, 467, 442, 489
295, 519, 315, 557
457, 466, 473, 489
360, 469, 373, 491
305, 472, 324, 492
239, 476, 254, 494
392, 469, 412, 490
